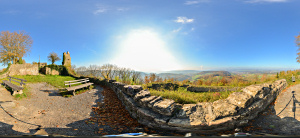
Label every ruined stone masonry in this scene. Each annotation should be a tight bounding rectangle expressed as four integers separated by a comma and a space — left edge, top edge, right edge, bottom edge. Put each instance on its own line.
106, 79, 287, 133
8, 63, 39, 76
62, 51, 71, 66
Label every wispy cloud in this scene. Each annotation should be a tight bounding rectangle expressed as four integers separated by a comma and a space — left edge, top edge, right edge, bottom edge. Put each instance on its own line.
1, 10, 20, 15
245, 0, 288, 3
174, 17, 194, 24
172, 27, 182, 33
93, 6, 107, 15
117, 7, 130, 12
184, 0, 210, 5
93, 5, 130, 15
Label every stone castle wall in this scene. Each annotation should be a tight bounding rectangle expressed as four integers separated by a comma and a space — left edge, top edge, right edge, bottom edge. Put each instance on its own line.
105, 79, 287, 133
62, 51, 71, 66
8, 63, 39, 76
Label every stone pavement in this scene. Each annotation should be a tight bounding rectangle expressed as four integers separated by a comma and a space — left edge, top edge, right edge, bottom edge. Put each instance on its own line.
242, 83, 300, 136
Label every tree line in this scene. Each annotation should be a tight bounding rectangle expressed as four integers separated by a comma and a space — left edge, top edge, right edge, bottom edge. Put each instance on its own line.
74, 64, 143, 85
0, 31, 32, 65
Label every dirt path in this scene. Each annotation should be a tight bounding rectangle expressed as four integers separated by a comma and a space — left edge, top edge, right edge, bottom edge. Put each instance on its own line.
0, 82, 103, 136
0, 83, 181, 136
242, 83, 300, 136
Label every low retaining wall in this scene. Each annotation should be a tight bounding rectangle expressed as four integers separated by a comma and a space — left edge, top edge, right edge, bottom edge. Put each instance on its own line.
106, 79, 287, 133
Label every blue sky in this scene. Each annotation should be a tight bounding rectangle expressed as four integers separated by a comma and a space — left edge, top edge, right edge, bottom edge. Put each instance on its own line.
1, 0, 300, 71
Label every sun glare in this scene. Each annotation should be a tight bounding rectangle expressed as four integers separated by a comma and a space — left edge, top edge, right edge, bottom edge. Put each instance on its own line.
111, 29, 182, 72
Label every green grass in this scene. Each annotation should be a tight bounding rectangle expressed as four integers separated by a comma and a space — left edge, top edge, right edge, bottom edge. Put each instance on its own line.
10, 75, 76, 88
149, 87, 234, 104
14, 85, 31, 100
59, 85, 94, 97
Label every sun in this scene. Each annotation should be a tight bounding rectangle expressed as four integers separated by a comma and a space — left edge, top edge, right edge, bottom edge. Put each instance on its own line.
110, 29, 182, 72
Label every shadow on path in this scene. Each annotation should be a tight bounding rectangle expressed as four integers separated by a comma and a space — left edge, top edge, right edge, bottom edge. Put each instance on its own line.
242, 90, 300, 136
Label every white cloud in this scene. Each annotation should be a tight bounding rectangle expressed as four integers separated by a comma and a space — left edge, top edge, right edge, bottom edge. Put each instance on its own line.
93, 7, 107, 15
245, 0, 288, 3
172, 27, 182, 33
117, 8, 130, 12
174, 17, 194, 24
93, 5, 129, 15
184, 0, 210, 5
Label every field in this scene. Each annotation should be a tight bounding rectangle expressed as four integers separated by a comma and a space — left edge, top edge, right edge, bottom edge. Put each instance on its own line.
149, 87, 235, 104
144, 70, 300, 104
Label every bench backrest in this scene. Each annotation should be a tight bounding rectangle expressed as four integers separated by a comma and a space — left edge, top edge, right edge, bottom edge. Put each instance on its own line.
64, 78, 89, 87
8, 76, 27, 86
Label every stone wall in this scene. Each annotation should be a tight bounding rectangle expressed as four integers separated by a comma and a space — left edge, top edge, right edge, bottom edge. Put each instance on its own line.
105, 79, 287, 133
41, 67, 59, 75
8, 63, 39, 76
62, 51, 71, 66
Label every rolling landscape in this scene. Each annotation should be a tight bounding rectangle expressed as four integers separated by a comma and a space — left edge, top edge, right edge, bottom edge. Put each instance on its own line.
1, 0, 300, 137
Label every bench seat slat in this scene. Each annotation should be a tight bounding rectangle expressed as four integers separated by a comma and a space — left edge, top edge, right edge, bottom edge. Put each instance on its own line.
64, 80, 89, 86
10, 79, 26, 85
3, 80, 23, 91
64, 78, 89, 83
66, 82, 93, 91
8, 76, 27, 82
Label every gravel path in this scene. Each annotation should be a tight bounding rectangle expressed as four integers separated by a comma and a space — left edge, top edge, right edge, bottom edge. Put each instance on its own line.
0, 82, 103, 136
242, 83, 300, 136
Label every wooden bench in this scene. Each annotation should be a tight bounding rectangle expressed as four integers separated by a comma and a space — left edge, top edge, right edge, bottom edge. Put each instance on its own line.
2, 76, 27, 95
64, 78, 93, 96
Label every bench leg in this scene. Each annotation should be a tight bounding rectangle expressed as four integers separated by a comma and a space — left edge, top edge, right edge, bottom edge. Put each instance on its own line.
19, 90, 23, 95
12, 91, 17, 96
12, 90, 23, 96
73, 90, 76, 96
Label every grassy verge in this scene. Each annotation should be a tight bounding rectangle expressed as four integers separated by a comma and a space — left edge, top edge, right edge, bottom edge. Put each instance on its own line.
11, 75, 76, 88
14, 85, 31, 100
59, 85, 94, 97
149, 87, 235, 104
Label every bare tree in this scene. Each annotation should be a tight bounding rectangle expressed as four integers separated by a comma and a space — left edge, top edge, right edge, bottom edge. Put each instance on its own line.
88, 64, 100, 77
47, 52, 61, 64
131, 71, 142, 84
0, 30, 33, 65
75, 66, 88, 76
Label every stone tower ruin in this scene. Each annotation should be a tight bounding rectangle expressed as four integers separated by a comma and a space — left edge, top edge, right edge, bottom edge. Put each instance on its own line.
62, 51, 71, 66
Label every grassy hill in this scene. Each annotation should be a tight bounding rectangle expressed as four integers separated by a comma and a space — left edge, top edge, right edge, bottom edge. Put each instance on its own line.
192, 71, 231, 81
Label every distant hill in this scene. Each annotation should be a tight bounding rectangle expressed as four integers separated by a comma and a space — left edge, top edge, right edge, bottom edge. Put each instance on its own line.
193, 71, 231, 81
156, 73, 191, 81
157, 70, 202, 74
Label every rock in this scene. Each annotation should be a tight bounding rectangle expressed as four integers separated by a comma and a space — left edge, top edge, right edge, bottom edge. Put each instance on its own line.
124, 85, 143, 97
134, 90, 151, 102
109, 80, 116, 83
176, 104, 197, 118
138, 96, 157, 107
189, 103, 211, 126
172, 102, 213, 127
226, 92, 253, 109
243, 99, 265, 120
212, 99, 238, 119
243, 85, 264, 100
136, 108, 163, 126
168, 118, 192, 127
122, 94, 138, 118
152, 99, 176, 116
147, 96, 162, 108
